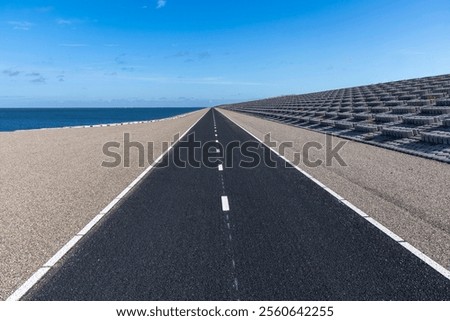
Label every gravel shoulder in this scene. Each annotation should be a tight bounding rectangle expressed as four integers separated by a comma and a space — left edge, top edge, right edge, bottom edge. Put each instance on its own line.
0, 108, 208, 300
219, 108, 450, 271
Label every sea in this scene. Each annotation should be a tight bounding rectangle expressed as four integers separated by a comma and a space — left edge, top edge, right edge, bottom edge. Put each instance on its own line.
0, 107, 202, 132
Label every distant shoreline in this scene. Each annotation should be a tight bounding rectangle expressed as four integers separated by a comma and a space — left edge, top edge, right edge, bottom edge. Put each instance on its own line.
0, 107, 205, 132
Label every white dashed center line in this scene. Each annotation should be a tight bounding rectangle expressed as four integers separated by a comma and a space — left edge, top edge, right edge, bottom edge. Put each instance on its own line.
221, 196, 230, 211
213, 109, 240, 299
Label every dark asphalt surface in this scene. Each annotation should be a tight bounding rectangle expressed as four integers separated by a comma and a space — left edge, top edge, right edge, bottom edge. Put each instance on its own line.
25, 109, 450, 300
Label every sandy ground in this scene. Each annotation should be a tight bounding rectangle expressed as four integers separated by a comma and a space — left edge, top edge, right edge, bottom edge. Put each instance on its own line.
219, 109, 450, 271
0, 108, 208, 300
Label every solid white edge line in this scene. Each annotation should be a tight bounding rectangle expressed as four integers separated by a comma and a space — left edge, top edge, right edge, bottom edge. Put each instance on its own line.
323, 187, 345, 201
115, 187, 132, 200
340, 200, 369, 218
401, 243, 450, 279
221, 196, 230, 211
44, 235, 84, 267
128, 177, 142, 189
77, 214, 104, 236
365, 217, 404, 242
6, 108, 210, 301
99, 198, 121, 215
217, 109, 450, 281
5, 268, 50, 301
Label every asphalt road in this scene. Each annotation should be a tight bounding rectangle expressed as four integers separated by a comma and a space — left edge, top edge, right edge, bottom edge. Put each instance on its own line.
24, 109, 450, 300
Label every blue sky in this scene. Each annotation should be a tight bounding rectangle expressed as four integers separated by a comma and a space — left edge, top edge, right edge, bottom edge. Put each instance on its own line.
1, 0, 450, 107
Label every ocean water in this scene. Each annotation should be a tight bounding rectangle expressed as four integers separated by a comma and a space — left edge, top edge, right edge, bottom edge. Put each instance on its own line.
0, 107, 202, 132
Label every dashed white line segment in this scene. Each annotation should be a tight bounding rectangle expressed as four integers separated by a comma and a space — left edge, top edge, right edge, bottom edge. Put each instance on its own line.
213, 109, 240, 298
221, 196, 230, 212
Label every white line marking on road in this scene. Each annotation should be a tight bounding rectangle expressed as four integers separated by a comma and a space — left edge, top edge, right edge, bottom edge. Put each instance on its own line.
215, 133, 218, 137
6, 268, 50, 301
215, 140, 219, 143
6, 109, 211, 301
227, 222, 231, 229
234, 278, 239, 290
128, 177, 142, 190
216, 148, 220, 153
229, 234, 233, 241
232, 259, 236, 268
218, 109, 450, 281
309, 177, 326, 189
99, 198, 121, 215
340, 200, 369, 217
77, 214, 104, 236
365, 217, 404, 242
221, 196, 230, 211
323, 187, 345, 201
218, 164, 223, 171
115, 187, 132, 200
401, 243, 450, 279
44, 235, 83, 267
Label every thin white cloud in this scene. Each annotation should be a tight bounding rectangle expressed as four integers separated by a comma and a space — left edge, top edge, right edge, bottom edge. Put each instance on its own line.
156, 0, 167, 9
56, 18, 83, 25
56, 19, 73, 25
7, 21, 34, 31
